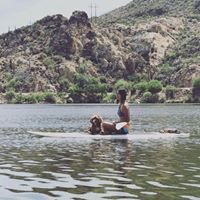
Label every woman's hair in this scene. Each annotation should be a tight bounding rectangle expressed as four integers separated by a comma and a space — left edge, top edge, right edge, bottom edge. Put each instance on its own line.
117, 89, 127, 102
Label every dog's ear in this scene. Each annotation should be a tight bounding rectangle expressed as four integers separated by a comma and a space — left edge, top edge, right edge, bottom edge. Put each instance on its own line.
90, 115, 97, 119
90, 115, 97, 125
96, 115, 102, 123
90, 115, 95, 122
99, 118, 102, 123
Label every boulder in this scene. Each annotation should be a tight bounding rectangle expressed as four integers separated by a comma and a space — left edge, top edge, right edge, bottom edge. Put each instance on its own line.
49, 32, 76, 57
82, 41, 96, 59
125, 53, 146, 74
45, 84, 57, 92
69, 11, 91, 27
86, 31, 96, 40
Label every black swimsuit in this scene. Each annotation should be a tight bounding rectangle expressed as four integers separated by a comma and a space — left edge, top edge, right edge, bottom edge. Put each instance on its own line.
117, 105, 129, 134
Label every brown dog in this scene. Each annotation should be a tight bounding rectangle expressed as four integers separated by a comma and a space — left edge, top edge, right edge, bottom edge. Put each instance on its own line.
160, 128, 180, 134
88, 115, 102, 135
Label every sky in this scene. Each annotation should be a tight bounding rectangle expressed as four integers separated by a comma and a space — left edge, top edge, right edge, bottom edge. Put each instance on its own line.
0, 0, 131, 34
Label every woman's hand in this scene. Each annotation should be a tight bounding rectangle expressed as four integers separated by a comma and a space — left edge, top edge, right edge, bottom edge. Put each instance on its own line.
112, 121, 116, 126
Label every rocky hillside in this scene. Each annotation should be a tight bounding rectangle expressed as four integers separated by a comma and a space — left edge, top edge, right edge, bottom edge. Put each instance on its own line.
98, 0, 200, 87
0, 0, 200, 103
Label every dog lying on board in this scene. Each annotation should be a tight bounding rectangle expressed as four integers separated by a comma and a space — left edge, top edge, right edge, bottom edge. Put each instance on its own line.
88, 115, 102, 135
88, 116, 180, 135
159, 128, 180, 134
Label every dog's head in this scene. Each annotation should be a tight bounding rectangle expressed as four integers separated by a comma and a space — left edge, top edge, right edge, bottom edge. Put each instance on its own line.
90, 115, 102, 126
89, 115, 102, 134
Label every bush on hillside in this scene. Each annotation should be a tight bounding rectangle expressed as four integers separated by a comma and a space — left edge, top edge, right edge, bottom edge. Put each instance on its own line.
147, 80, 162, 94
5, 90, 15, 102
68, 84, 79, 95
13, 92, 64, 104
24, 94, 38, 104
14, 94, 25, 104
193, 77, 200, 88
115, 79, 129, 91
165, 85, 177, 99
58, 78, 70, 92
141, 91, 152, 103
5, 78, 17, 91
141, 91, 159, 103
43, 57, 55, 70
75, 74, 108, 94
43, 92, 57, 103
14, 93, 46, 104
69, 74, 108, 103
75, 73, 90, 89
192, 77, 200, 102
134, 81, 148, 94
102, 93, 116, 103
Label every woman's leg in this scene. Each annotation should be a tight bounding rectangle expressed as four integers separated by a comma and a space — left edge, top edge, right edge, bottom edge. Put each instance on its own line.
101, 122, 116, 135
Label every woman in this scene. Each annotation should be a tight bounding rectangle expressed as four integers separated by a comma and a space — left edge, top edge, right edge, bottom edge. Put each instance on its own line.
101, 89, 130, 134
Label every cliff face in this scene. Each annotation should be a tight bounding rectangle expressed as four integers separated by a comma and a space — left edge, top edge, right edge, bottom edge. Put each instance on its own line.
0, 0, 200, 103
98, 0, 200, 87
0, 12, 92, 93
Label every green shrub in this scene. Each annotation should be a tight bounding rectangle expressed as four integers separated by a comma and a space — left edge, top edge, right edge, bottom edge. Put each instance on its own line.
193, 77, 200, 88
147, 80, 162, 94
165, 51, 177, 61
75, 73, 89, 88
5, 78, 17, 91
115, 79, 130, 90
43, 93, 57, 103
58, 78, 70, 92
38, 53, 47, 61
68, 84, 80, 94
99, 76, 107, 83
14, 93, 41, 104
87, 77, 107, 93
165, 85, 177, 99
43, 57, 55, 69
114, 79, 136, 95
134, 81, 148, 93
141, 91, 152, 103
96, 83, 108, 94
192, 77, 200, 102
102, 93, 116, 103
34, 93, 45, 103
75, 74, 107, 94
24, 94, 37, 104
185, 92, 193, 103
13, 93, 58, 104
14, 94, 25, 104
78, 63, 87, 73
160, 63, 173, 76
141, 92, 159, 103
130, 85, 136, 95
5, 90, 16, 102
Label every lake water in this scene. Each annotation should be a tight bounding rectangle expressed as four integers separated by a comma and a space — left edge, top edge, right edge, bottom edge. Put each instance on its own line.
0, 104, 199, 200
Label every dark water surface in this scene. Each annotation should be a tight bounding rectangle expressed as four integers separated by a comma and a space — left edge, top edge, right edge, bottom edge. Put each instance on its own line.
0, 104, 199, 200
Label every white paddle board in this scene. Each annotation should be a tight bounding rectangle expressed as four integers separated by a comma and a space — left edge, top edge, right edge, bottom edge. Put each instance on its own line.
28, 131, 190, 140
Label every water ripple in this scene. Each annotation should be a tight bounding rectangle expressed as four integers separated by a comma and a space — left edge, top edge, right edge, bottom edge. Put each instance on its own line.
147, 181, 186, 189
0, 104, 199, 199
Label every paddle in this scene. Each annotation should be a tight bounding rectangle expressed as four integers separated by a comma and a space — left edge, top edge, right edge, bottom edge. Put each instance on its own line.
115, 122, 127, 130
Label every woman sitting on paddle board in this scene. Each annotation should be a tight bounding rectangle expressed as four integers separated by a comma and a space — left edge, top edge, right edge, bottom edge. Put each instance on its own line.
101, 89, 130, 135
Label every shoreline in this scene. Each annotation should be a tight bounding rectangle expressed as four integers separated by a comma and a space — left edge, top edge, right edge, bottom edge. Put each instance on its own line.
0, 102, 200, 106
